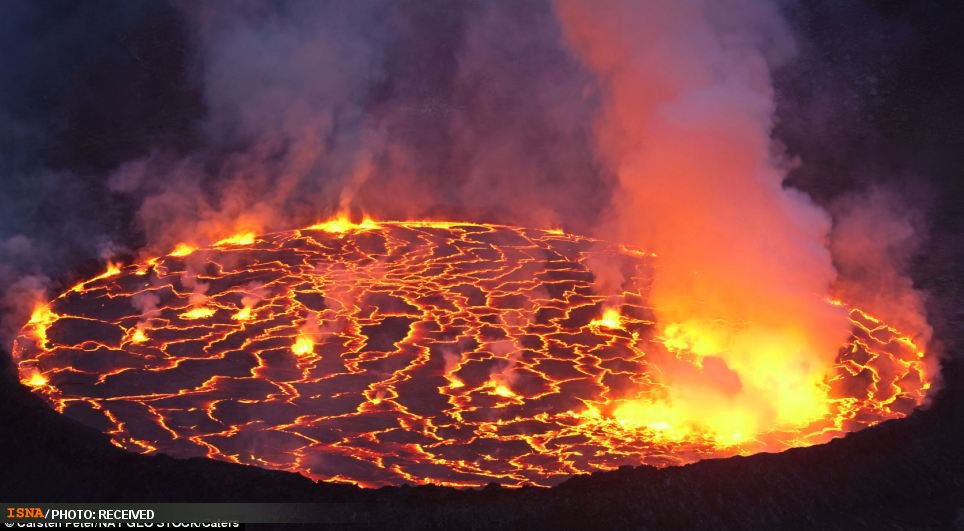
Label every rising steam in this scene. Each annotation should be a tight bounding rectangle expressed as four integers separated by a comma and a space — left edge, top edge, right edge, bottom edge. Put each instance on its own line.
554, 0, 926, 441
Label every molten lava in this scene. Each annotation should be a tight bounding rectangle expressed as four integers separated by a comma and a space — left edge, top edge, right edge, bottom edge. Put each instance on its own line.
12, 220, 932, 487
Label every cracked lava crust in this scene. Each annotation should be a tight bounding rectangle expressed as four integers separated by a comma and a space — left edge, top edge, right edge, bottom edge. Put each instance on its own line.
13, 221, 932, 487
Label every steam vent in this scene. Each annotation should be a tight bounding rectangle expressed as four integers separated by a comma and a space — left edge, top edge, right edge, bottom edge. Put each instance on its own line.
13, 221, 932, 487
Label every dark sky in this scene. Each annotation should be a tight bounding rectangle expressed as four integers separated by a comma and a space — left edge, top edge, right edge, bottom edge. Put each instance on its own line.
777, 1, 964, 214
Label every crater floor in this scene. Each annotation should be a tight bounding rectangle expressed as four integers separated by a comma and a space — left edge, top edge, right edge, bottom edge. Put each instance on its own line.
13, 221, 931, 487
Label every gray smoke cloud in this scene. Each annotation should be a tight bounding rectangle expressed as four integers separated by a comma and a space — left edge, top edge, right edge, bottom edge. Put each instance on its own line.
108, 0, 606, 254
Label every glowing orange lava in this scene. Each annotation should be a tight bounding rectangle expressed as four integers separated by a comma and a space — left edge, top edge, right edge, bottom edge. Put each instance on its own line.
12, 221, 932, 487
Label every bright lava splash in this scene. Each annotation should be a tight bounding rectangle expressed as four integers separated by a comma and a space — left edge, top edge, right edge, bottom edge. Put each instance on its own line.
13, 220, 932, 487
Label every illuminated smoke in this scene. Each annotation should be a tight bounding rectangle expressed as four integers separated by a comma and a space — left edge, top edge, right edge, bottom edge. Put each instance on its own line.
129, 291, 160, 341
830, 186, 937, 378
554, 0, 854, 436
179, 268, 210, 308
0, 273, 50, 352
233, 282, 269, 321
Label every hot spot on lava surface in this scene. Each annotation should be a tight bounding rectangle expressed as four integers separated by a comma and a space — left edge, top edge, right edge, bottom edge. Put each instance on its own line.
12, 221, 932, 487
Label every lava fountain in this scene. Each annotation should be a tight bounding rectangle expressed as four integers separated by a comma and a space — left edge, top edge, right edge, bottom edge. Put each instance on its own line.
13, 219, 932, 487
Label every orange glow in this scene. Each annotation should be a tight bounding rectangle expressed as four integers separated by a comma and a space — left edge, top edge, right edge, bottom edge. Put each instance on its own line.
614, 401, 688, 438
92, 262, 121, 282
214, 232, 255, 247
661, 321, 725, 357
27, 305, 55, 346
170, 243, 196, 257
70, 262, 122, 292
130, 328, 148, 343
486, 380, 518, 398
179, 307, 216, 320
552, 0, 890, 463
402, 220, 463, 229
13, 221, 935, 488
28, 305, 53, 326
104, 262, 121, 277
291, 335, 315, 356
590, 308, 623, 330
135, 258, 158, 276
614, 399, 758, 446
493, 385, 516, 398
307, 214, 379, 234
22, 372, 48, 388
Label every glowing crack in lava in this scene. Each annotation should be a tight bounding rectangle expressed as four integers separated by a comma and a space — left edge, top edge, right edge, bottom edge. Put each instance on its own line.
13, 221, 932, 487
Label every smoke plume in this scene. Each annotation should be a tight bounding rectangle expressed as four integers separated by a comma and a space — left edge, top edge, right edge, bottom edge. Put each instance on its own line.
553, 0, 907, 438
107, 0, 606, 254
